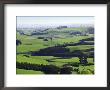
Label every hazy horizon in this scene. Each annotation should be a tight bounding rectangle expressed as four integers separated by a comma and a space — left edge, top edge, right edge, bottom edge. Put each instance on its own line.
17, 16, 94, 29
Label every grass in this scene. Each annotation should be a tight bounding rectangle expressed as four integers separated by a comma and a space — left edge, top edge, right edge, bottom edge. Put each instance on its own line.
16, 55, 94, 74
17, 44, 47, 52
17, 54, 93, 67
16, 68, 44, 74
16, 28, 94, 74
17, 55, 55, 65
66, 45, 94, 52
17, 34, 93, 53
52, 57, 79, 62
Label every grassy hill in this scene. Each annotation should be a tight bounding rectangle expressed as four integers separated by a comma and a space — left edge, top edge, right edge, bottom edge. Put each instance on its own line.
16, 27, 94, 74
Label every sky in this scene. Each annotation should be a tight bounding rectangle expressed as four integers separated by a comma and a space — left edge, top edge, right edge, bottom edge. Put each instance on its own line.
17, 16, 94, 27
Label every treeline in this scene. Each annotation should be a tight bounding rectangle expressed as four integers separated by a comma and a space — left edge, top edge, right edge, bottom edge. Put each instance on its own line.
80, 37, 94, 41
87, 27, 94, 34
30, 36, 94, 57
16, 62, 73, 74
31, 46, 94, 58
16, 62, 94, 74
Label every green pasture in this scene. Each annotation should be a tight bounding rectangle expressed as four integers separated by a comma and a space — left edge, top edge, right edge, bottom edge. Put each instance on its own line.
17, 31, 93, 53
16, 27, 94, 74
17, 54, 93, 67
16, 68, 44, 74
66, 45, 94, 52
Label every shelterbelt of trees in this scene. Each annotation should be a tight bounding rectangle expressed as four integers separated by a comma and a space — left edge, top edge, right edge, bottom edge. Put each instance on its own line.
16, 61, 94, 74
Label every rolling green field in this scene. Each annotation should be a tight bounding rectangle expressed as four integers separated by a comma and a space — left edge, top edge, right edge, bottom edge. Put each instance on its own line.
16, 27, 94, 74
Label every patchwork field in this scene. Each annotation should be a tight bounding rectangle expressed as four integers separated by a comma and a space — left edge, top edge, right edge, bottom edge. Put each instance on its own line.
16, 27, 94, 74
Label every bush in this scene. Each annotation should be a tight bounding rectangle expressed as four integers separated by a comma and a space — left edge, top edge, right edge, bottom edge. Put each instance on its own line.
16, 62, 60, 74
60, 67, 73, 74
16, 62, 42, 71
38, 37, 44, 39
41, 65, 60, 74
73, 68, 79, 72
16, 39, 22, 45
69, 62, 79, 67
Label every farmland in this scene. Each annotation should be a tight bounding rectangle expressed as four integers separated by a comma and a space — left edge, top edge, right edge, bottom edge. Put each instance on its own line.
16, 26, 94, 74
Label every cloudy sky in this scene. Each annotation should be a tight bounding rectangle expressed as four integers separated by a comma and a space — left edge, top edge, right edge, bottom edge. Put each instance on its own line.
17, 16, 94, 26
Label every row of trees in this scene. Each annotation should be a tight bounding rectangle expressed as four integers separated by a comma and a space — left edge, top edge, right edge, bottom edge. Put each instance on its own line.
31, 46, 94, 58
16, 62, 73, 74
17, 61, 94, 74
